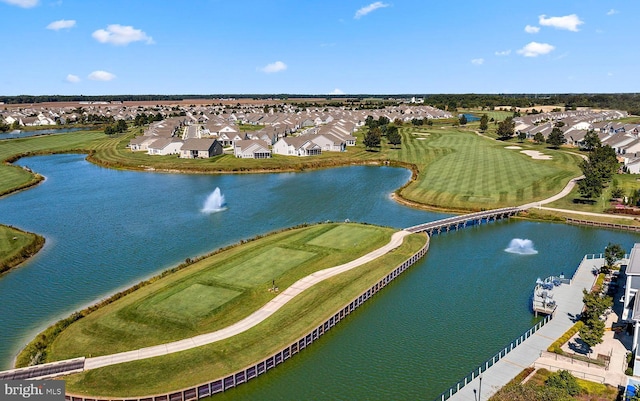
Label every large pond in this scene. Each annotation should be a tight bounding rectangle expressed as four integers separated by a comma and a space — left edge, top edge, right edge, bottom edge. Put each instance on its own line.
0, 154, 637, 400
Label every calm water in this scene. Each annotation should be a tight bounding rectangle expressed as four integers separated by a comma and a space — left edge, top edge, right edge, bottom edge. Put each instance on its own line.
0, 154, 638, 400
0, 127, 90, 140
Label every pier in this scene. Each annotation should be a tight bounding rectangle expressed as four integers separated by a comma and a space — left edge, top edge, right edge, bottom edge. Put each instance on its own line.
440, 255, 602, 401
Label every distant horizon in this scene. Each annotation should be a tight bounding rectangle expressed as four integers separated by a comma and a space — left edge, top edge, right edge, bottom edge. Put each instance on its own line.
2, 92, 640, 99
1, 1, 638, 95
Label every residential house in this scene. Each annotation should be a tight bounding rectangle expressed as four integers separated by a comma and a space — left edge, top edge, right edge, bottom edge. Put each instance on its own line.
233, 139, 271, 159
180, 138, 223, 159
272, 137, 322, 157
147, 138, 184, 155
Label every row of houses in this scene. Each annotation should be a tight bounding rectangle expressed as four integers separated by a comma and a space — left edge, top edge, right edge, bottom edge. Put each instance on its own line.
130, 118, 358, 159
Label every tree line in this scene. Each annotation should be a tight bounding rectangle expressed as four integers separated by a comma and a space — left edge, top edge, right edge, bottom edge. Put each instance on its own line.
3, 93, 640, 114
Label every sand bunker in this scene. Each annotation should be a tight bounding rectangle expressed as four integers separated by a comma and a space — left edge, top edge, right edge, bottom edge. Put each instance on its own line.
416, 138, 427, 140
504, 146, 522, 149
520, 150, 552, 160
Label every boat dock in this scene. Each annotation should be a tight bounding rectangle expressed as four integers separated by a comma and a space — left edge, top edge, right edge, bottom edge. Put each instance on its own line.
532, 275, 571, 317
441, 255, 602, 401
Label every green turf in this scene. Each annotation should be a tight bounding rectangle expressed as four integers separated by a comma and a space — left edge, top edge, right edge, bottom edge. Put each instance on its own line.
214, 247, 316, 286
61, 233, 427, 397
394, 127, 582, 210
44, 223, 391, 360
141, 284, 241, 322
306, 225, 381, 249
546, 172, 640, 214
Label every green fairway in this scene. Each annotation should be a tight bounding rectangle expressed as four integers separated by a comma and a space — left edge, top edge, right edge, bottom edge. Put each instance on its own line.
0, 224, 45, 275
61, 231, 427, 397
306, 224, 382, 249
140, 284, 241, 322
40, 223, 392, 362
394, 127, 582, 210
213, 247, 316, 286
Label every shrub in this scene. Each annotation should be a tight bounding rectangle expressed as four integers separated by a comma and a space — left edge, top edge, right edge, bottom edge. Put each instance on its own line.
545, 370, 581, 396
548, 321, 584, 354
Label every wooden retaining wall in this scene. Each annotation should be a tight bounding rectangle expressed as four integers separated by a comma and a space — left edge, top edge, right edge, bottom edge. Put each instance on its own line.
66, 235, 430, 401
566, 217, 640, 232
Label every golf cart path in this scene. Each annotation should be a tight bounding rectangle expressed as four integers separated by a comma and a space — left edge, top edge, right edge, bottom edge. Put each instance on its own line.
84, 230, 412, 370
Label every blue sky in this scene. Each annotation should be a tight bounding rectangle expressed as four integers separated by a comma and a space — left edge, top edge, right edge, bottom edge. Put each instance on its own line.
1, 0, 637, 95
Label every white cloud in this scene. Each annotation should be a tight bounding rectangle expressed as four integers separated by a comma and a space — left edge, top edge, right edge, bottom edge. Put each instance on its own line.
92, 24, 154, 45
494, 49, 511, 56
524, 25, 540, 34
517, 42, 555, 57
259, 61, 287, 73
46, 19, 75, 30
354, 2, 389, 19
88, 70, 116, 81
538, 14, 584, 32
65, 74, 80, 83
606, 9, 618, 16
0, 0, 38, 8
471, 58, 484, 65
329, 88, 345, 95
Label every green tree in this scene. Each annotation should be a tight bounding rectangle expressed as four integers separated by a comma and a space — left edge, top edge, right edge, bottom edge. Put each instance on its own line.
479, 114, 488, 131
579, 317, 606, 348
115, 119, 127, 133
545, 370, 581, 396
363, 127, 381, 150
459, 114, 467, 125
581, 130, 601, 151
518, 131, 527, 142
582, 289, 612, 322
604, 243, 625, 269
577, 164, 603, 200
533, 132, 544, 144
387, 127, 401, 148
496, 117, 515, 140
546, 127, 566, 149
0, 121, 9, 132
578, 144, 619, 201
11, 120, 20, 130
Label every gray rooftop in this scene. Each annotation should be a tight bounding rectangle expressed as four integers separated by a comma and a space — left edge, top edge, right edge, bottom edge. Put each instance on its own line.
627, 244, 640, 275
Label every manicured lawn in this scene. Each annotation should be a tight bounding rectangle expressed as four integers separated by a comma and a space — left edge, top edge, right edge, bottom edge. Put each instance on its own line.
306, 224, 382, 249
46, 223, 393, 360
62, 232, 427, 397
546, 173, 640, 215
394, 127, 582, 210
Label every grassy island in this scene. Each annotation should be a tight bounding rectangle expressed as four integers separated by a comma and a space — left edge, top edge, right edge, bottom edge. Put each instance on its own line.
0, 224, 45, 275
18, 223, 426, 396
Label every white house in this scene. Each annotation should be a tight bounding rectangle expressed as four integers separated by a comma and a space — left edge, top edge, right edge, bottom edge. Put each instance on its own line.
147, 138, 184, 155
272, 137, 322, 157
233, 139, 271, 159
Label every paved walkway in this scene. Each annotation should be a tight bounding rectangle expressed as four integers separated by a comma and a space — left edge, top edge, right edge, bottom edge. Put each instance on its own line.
447, 257, 600, 401
84, 230, 412, 371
